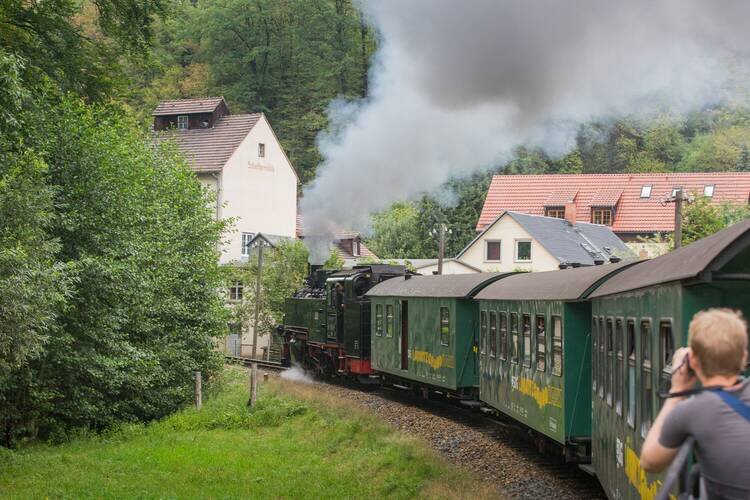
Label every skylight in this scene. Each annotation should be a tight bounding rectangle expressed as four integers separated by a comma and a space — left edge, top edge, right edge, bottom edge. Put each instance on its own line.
640, 185, 652, 198
703, 184, 715, 197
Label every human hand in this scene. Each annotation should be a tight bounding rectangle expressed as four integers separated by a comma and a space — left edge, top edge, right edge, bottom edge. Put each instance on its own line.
671, 347, 697, 393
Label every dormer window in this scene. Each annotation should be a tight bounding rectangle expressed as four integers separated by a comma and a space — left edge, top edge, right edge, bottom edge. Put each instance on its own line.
592, 208, 613, 226
352, 239, 360, 257
258, 143, 265, 158
545, 207, 565, 219
640, 185, 652, 198
177, 115, 188, 130
703, 184, 715, 197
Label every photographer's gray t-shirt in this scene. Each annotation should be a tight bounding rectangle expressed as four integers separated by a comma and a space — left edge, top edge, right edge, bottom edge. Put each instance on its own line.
660, 378, 750, 500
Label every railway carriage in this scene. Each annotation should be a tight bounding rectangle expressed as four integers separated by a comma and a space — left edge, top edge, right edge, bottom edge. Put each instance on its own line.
366, 273, 510, 398
588, 220, 750, 500
474, 262, 637, 460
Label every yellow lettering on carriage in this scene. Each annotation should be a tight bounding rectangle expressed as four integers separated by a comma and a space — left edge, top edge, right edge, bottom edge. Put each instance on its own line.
412, 350, 455, 370
623, 444, 665, 500
516, 377, 562, 408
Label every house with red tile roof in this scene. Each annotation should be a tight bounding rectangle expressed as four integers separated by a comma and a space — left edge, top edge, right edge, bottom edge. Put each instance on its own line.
295, 215, 379, 266
154, 97, 298, 264
477, 173, 750, 257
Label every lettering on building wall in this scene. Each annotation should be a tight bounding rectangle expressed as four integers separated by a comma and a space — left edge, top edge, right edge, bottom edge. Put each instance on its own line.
248, 163, 275, 172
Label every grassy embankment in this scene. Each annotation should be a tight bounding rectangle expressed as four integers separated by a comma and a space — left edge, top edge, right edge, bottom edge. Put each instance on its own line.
0, 367, 497, 499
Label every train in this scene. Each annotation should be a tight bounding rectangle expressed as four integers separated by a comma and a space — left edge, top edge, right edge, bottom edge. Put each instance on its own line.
277, 220, 750, 500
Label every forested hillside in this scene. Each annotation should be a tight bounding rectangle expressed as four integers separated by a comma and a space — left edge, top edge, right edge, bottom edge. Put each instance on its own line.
110, 0, 750, 258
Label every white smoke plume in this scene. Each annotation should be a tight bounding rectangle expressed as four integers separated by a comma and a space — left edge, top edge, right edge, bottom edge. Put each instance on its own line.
300, 0, 750, 238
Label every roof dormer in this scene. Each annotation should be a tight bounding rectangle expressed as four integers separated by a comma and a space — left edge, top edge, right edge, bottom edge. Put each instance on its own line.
152, 97, 230, 131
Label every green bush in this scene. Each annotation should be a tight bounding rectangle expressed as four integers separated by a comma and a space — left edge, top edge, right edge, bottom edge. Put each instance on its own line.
0, 64, 229, 446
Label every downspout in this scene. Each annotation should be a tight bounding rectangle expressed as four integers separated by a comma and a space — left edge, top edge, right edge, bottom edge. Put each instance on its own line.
211, 171, 223, 220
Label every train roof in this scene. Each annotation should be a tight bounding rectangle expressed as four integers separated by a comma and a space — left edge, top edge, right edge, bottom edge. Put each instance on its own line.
474, 260, 638, 301
365, 272, 512, 299
327, 264, 408, 278
590, 220, 750, 298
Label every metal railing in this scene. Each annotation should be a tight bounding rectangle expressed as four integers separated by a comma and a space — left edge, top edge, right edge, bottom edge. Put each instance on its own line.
656, 437, 701, 500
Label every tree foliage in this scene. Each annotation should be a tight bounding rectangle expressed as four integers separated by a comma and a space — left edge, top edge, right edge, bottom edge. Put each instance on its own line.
681, 197, 750, 246
226, 240, 308, 345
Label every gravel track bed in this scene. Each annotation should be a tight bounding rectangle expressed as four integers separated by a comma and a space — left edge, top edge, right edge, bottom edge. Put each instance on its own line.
313, 380, 606, 499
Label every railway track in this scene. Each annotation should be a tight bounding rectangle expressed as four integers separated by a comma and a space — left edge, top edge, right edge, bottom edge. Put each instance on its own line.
224, 355, 285, 371
294, 376, 606, 499
227, 359, 604, 498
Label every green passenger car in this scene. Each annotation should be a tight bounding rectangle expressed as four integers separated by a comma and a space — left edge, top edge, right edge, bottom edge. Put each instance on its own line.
588, 221, 750, 500
474, 262, 636, 458
366, 273, 510, 396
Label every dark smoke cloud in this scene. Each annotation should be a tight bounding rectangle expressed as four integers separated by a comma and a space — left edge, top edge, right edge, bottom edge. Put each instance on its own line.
301, 0, 750, 242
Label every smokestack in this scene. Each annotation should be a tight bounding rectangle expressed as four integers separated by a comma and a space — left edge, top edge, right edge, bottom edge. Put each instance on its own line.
564, 202, 577, 226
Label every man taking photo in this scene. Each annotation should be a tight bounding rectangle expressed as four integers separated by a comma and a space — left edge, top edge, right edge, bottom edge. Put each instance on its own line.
641, 308, 750, 499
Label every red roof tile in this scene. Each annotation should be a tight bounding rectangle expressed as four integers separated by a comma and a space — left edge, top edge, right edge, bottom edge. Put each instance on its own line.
152, 97, 227, 116
544, 188, 578, 206
590, 188, 623, 207
477, 173, 750, 233
157, 114, 261, 172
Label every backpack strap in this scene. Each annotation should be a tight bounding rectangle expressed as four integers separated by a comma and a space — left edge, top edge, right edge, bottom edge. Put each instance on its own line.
711, 389, 750, 422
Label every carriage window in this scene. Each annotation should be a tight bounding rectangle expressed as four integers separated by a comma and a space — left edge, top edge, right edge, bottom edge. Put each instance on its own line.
641, 319, 653, 438
626, 319, 636, 428
375, 304, 383, 336
440, 307, 450, 346
551, 316, 562, 377
489, 312, 498, 357
592, 318, 598, 392
659, 320, 675, 400
480, 310, 487, 354
522, 314, 531, 367
511, 313, 519, 363
536, 315, 546, 372
615, 318, 624, 417
599, 316, 607, 399
386, 305, 394, 338
499, 313, 508, 360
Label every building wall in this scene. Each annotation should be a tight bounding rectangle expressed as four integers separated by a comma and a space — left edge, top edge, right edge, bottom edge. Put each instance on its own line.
415, 260, 479, 275
457, 216, 560, 272
219, 115, 298, 263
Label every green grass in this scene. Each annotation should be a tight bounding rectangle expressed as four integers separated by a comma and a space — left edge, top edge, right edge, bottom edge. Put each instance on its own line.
0, 367, 498, 499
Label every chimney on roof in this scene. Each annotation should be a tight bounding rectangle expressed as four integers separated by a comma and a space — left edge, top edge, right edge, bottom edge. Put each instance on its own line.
564, 202, 577, 226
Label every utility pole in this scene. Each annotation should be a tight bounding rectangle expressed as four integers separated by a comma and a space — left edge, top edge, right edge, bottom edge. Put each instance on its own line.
248, 240, 265, 406
437, 223, 445, 275
674, 188, 683, 249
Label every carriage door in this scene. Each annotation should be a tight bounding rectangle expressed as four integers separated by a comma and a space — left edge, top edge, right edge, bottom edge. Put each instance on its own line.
401, 300, 409, 370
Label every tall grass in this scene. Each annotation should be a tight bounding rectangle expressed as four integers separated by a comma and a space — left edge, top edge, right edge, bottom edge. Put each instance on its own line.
0, 367, 499, 499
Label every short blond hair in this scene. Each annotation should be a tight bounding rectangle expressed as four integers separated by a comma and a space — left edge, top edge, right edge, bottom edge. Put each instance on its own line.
688, 308, 748, 377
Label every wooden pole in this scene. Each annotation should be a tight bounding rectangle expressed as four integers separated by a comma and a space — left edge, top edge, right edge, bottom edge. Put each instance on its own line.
194, 371, 202, 410
674, 189, 683, 249
250, 363, 258, 407
249, 242, 264, 406
437, 224, 445, 275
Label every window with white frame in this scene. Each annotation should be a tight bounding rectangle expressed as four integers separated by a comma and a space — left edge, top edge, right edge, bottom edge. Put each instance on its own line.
485, 240, 501, 262
258, 143, 265, 158
352, 239, 360, 257
229, 281, 243, 301
177, 115, 188, 130
241, 232, 255, 256
640, 185, 652, 198
703, 184, 715, 197
515, 239, 532, 262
